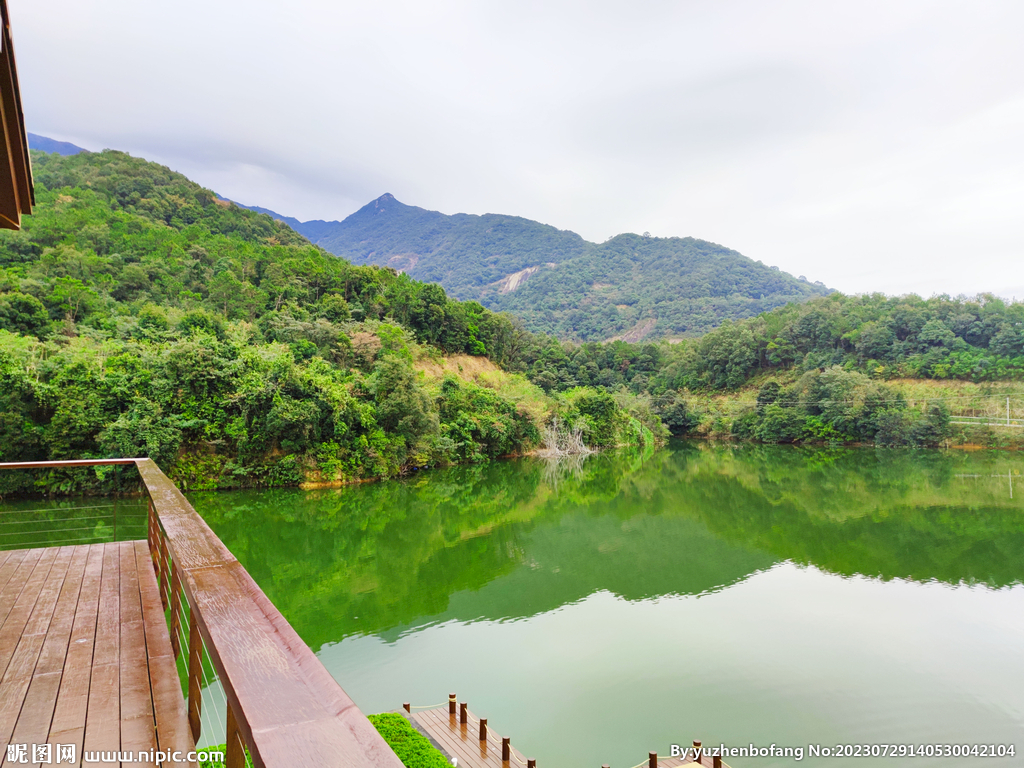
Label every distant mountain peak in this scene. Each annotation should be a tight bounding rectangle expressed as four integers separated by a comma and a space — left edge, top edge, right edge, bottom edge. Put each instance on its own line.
28, 133, 88, 156
350, 193, 410, 219
369, 193, 401, 215
284, 195, 831, 341
231, 192, 832, 342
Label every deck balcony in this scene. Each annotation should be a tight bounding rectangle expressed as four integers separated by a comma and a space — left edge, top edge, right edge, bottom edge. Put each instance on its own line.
0, 459, 405, 768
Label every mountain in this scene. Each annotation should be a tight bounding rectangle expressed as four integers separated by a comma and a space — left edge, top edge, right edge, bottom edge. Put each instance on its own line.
228, 201, 347, 245
251, 194, 830, 341
27, 133, 87, 155
232, 194, 589, 302
26, 135, 828, 340
227, 200, 302, 229
496, 233, 830, 341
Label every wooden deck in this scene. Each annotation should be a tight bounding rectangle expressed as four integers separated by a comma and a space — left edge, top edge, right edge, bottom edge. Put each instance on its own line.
409, 704, 728, 768
0, 541, 194, 767
410, 707, 532, 768
658, 751, 728, 767
1, 458, 406, 768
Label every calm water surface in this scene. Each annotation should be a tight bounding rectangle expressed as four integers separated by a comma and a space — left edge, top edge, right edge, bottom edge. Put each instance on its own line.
188, 443, 1024, 768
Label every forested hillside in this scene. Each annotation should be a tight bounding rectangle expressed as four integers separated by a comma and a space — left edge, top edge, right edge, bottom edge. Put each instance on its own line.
252, 195, 830, 341
0, 150, 659, 495
301, 194, 590, 298
516, 291, 1024, 447
670, 292, 1024, 390
495, 233, 828, 340
510, 292, 1022, 395
2, 148, 1022, 497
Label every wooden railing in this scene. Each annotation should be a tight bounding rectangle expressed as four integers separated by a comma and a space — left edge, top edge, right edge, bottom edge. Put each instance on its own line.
0, 458, 405, 768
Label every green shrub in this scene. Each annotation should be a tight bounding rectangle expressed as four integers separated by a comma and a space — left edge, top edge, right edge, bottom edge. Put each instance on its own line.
368, 712, 451, 768
754, 404, 804, 443
730, 407, 759, 439
559, 387, 623, 447
656, 393, 699, 435
435, 376, 538, 463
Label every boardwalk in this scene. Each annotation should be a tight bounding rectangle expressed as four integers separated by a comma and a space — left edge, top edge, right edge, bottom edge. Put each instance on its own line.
0, 541, 194, 767
658, 751, 728, 767
409, 705, 728, 768
1, 457, 405, 768
410, 706, 532, 768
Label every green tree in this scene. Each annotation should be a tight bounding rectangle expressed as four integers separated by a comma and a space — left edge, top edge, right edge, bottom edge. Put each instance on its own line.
371, 356, 438, 451
0, 292, 50, 336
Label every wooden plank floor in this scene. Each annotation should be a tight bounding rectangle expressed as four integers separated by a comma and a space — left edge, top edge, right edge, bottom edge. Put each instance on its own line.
0, 542, 195, 767
658, 751, 730, 767
411, 707, 532, 768
410, 706, 729, 768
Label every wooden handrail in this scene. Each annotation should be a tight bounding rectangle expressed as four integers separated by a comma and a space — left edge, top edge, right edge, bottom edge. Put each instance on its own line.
0, 458, 405, 768
0, 459, 139, 468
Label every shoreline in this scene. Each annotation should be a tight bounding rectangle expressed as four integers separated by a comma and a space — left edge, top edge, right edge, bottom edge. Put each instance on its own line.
1, 436, 1019, 502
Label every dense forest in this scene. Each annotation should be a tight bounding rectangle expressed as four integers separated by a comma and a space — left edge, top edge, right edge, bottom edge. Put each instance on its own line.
252, 194, 830, 341
519, 291, 1024, 392
520, 291, 1024, 446
2, 149, 1023, 498
492, 233, 829, 340
0, 150, 659, 495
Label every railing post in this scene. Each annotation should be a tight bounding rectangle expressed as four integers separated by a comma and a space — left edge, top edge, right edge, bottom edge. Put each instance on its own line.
502, 736, 510, 762
449, 693, 456, 716
649, 751, 657, 768
528, 760, 537, 768
460, 702, 467, 725
158, 532, 171, 611
169, 564, 182, 659
479, 718, 487, 743
186, 617, 203, 744
225, 702, 246, 768
713, 756, 723, 768
403, 703, 410, 713
147, 499, 158, 571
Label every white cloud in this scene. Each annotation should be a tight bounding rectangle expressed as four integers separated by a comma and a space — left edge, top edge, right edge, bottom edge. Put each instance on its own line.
14, 0, 1024, 297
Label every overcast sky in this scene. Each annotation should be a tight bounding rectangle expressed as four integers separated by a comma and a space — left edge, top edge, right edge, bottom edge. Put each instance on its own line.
15, 0, 1024, 298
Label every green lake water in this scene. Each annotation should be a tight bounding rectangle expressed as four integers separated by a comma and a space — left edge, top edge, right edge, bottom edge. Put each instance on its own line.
4, 443, 1019, 766
184, 442, 1024, 767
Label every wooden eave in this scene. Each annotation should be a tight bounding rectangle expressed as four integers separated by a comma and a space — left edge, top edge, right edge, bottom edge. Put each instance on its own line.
0, 0, 33, 230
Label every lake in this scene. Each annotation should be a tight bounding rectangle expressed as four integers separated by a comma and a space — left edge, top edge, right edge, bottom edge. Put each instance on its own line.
184, 442, 1023, 767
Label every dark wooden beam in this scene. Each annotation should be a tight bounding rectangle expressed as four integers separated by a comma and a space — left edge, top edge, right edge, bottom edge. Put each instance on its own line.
0, 0, 33, 230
